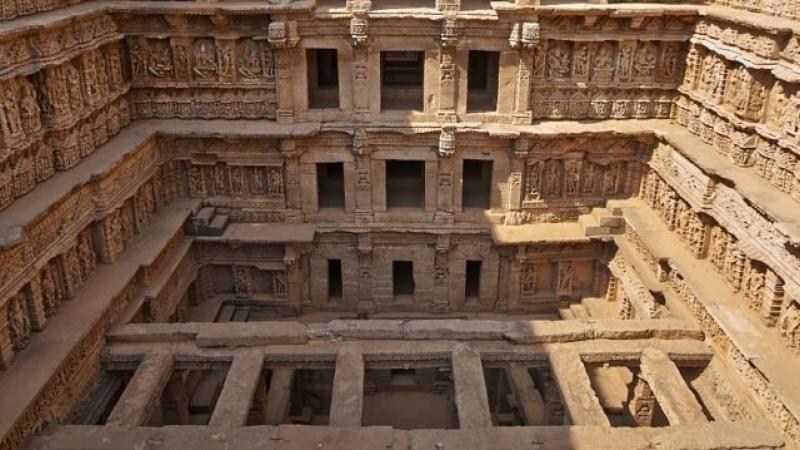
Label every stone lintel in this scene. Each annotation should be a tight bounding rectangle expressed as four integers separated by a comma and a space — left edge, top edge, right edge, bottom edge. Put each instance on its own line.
209, 351, 266, 427
328, 349, 364, 427
548, 350, 610, 427
452, 348, 493, 429
264, 367, 295, 426
105, 352, 174, 427
639, 347, 708, 425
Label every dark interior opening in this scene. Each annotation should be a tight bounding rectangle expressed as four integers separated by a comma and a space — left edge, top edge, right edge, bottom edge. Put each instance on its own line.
71, 370, 136, 425
462, 159, 492, 209
381, 51, 424, 110
317, 162, 345, 209
465, 260, 482, 299
386, 160, 425, 208
467, 51, 499, 112
146, 365, 231, 426
362, 364, 458, 429
307, 49, 339, 109
328, 259, 343, 300
393, 261, 415, 297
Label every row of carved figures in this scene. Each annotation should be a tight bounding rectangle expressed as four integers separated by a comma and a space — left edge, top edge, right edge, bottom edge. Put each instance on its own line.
639, 169, 799, 353
531, 89, 674, 121
0, 228, 95, 368
705, 0, 800, 20
674, 96, 800, 205
99, 176, 164, 264
0, 96, 132, 212
520, 261, 576, 297
683, 45, 800, 145
129, 88, 277, 120
128, 37, 275, 84
0, 0, 82, 21
524, 159, 631, 201
531, 39, 684, 85
187, 162, 284, 200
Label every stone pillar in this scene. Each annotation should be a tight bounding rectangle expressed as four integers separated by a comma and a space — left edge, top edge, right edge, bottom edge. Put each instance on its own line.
268, 19, 299, 124
548, 350, 609, 426
507, 248, 526, 311
209, 351, 266, 427
352, 130, 373, 224
435, 131, 455, 223
432, 234, 451, 313
281, 139, 302, 223
452, 348, 493, 428
760, 269, 784, 326
507, 138, 529, 217
639, 348, 708, 425
356, 233, 375, 314
0, 304, 15, 369
437, 23, 457, 121
329, 349, 364, 427
265, 367, 295, 425
24, 278, 47, 331
507, 364, 545, 425
627, 376, 656, 427
106, 352, 174, 427
232, 265, 253, 298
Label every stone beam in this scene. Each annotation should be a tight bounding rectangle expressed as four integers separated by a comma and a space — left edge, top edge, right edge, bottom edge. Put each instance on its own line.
639, 347, 708, 425
328, 349, 364, 427
452, 348, 493, 429
264, 367, 295, 426
506, 364, 545, 425
105, 352, 173, 427
548, 350, 610, 427
209, 351, 266, 427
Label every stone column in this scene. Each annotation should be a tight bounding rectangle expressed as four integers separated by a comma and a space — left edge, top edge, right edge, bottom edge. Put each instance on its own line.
265, 367, 295, 425
268, 19, 299, 124
24, 278, 47, 331
760, 269, 784, 326
281, 139, 303, 223
106, 352, 174, 427
507, 248, 526, 311
432, 234, 452, 313
0, 304, 15, 369
627, 376, 656, 427
639, 348, 708, 425
209, 351, 265, 427
356, 233, 375, 314
437, 22, 458, 121
329, 348, 364, 427
507, 137, 529, 218
436, 129, 455, 223
352, 130, 373, 224
548, 350, 609, 426
452, 348, 493, 428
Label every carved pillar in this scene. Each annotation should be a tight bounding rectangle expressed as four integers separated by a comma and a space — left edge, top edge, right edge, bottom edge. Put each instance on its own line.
436, 128, 455, 224
760, 269, 784, 326
281, 139, 302, 223
628, 376, 656, 427
495, 247, 511, 312
507, 247, 526, 311
356, 233, 375, 314
268, 19, 299, 124
232, 265, 253, 298
24, 277, 47, 331
510, 22, 538, 124
170, 37, 192, 82
437, 18, 457, 121
432, 234, 451, 313
352, 130, 373, 224
508, 137, 529, 217
0, 303, 15, 369
349, 3, 370, 116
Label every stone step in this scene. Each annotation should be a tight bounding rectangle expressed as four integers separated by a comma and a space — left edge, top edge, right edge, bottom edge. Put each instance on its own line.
578, 213, 612, 236
206, 214, 229, 236
195, 207, 215, 224
591, 207, 624, 228
558, 307, 575, 320
570, 303, 589, 319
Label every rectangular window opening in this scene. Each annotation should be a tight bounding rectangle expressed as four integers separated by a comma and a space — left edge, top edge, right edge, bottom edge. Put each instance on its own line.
462, 159, 492, 209
328, 259, 343, 300
386, 160, 425, 209
307, 49, 339, 109
381, 51, 424, 110
467, 51, 499, 112
465, 260, 481, 299
317, 162, 345, 209
393, 261, 415, 297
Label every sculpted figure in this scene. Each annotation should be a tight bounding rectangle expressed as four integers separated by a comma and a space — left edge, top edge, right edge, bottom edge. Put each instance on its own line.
217, 43, 233, 77
0, 86, 24, 139
251, 167, 265, 194
564, 161, 580, 196
130, 42, 147, 78
193, 40, 217, 79
238, 40, 263, 79
7, 294, 31, 352
547, 42, 571, 79
617, 43, 634, 79
19, 81, 41, 134
522, 264, 536, 293
779, 302, 800, 348
557, 262, 573, 293
573, 44, 590, 77
148, 41, 173, 78
269, 167, 283, 196
661, 44, 679, 79
64, 64, 83, 113
526, 161, 542, 200
40, 266, 58, 317
273, 271, 288, 297
634, 43, 657, 78
543, 160, 561, 196
592, 43, 614, 82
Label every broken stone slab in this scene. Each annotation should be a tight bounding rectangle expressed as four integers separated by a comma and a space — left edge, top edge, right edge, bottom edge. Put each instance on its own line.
106, 323, 200, 343
505, 319, 704, 344
403, 320, 510, 340
195, 322, 308, 347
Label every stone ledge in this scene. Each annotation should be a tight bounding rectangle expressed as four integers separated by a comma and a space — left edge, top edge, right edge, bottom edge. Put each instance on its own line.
195, 322, 309, 347
403, 320, 510, 340
505, 319, 704, 344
